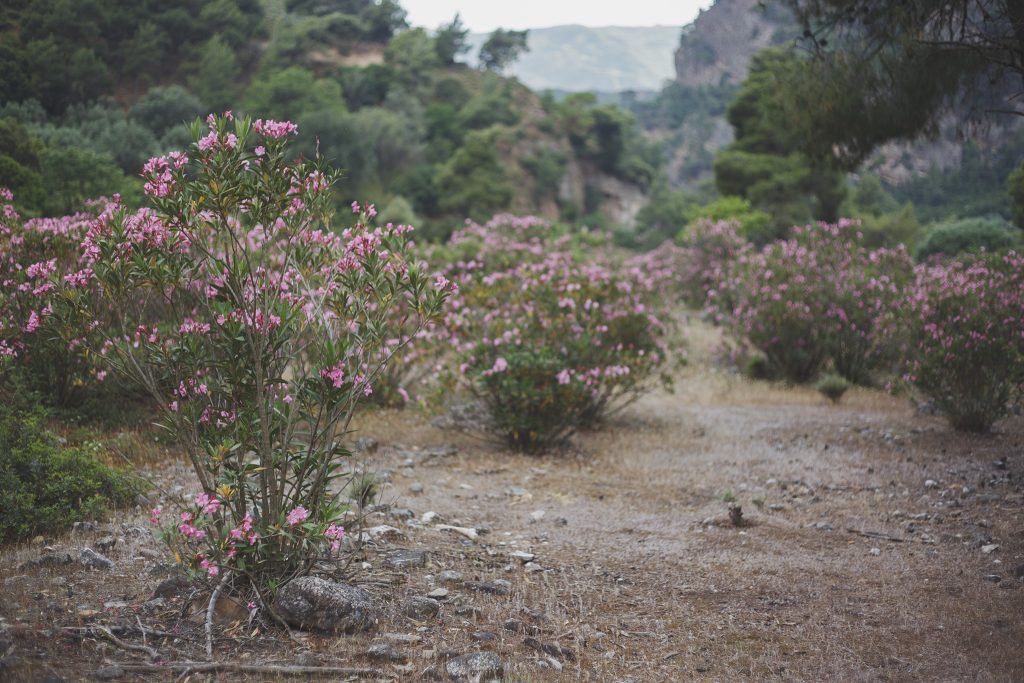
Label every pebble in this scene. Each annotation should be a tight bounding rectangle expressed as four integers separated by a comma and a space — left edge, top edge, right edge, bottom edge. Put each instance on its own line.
359, 525, 404, 543
79, 548, 114, 570
524, 562, 543, 573
438, 570, 463, 584
471, 630, 498, 642
384, 549, 428, 570
427, 588, 449, 599
421, 511, 441, 525
446, 652, 503, 681
383, 633, 422, 644
464, 580, 511, 596
95, 536, 116, 551
869, 547, 881, 556
510, 551, 535, 563
983, 574, 1002, 583
530, 510, 546, 522
366, 642, 407, 663
925, 480, 938, 489
409, 482, 424, 494
401, 596, 440, 619
981, 544, 999, 554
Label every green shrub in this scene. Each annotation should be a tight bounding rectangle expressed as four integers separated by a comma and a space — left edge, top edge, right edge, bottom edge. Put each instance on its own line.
914, 217, 1018, 261
0, 405, 141, 544
816, 373, 851, 404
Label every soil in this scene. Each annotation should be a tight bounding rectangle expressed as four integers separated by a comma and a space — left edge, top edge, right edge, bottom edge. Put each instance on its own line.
2, 335, 1023, 681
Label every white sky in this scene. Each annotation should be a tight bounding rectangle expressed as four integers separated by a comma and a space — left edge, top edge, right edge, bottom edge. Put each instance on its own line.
402, 1, 714, 32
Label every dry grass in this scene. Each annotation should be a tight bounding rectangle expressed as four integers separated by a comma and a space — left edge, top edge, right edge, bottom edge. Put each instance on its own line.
2, 328, 1023, 680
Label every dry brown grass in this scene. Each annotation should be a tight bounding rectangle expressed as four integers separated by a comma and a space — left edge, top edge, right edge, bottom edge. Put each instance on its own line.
2, 326, 1023, 681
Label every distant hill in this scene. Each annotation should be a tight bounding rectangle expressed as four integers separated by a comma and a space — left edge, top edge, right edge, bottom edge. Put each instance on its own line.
466, 25, 681, 93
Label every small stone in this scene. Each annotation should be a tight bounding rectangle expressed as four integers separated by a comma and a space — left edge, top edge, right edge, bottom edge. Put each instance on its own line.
421, 511, 441, 525
981, 544, 999, 554
869, 547, 881, 556
471, 630, 498, 642
435, 524, 479, 541
446, 652, 503, 681
983, 574, 1002, 583
509, 551, 535, 563
530, 510, 546, 522
72, 521, 97, 534
451, 604, 482, 617
273, 577, 377, 634
385, 549, 428, 570
383, 633, 422, 644
924, 479, 938, 489
464, 580, 511, 596
366, 642, 407, 663
359, 525, 404, 543
76, 606, 100, 619
103, 600, 128, 610
427, 588, 449, 599
138, 548, 161, 559
409, 482, 424, 494
143, 597, 166, 610
767, 503, 785, 511
355, 437, 378, 453
505, 487, 530, 498
401, 596, 440, 619
806, 521, 833, 531
294, 651, 319, 667
79, 548, 114, 570
503, 619, 539, 635
95, 536, 116, 551
19, 551, 74, 570
524, 562, 543, 573
438, 570, 463, 585
389, 508, 415, 520
31, 535, 45, 545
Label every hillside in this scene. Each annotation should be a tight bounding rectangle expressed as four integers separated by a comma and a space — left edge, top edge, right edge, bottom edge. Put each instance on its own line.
466, 25, 681, 93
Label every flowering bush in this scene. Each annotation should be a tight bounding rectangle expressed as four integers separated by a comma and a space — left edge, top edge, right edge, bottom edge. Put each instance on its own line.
66, 113, 451, 593
0, 192, 113, 404
710, 221, 912, 384
676, 218, 751, 308
440, 215, 672, 451
902, 251, 1024, 432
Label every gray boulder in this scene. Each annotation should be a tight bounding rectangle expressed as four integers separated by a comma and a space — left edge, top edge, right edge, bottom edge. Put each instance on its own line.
273, 577, 376, 634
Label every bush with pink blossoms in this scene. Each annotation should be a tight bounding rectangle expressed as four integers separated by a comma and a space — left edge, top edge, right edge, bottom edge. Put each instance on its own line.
439, 215, 672, 452
67, 113, 451, 594
0, 192, 115, 405
902, 252, 1024, 432
710, 221, 913, 384
676, 218, 752, 308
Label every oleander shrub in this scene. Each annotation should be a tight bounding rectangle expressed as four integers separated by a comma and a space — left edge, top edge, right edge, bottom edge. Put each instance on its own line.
440, 215, 672, 451
0, 192, 114, 405
914, 217, 1019, 261
0, 404, 140, 544
677, 218, 751, 308
62, 113, 451, 594
710, 221, 913, 384
902, 251, 1024, 432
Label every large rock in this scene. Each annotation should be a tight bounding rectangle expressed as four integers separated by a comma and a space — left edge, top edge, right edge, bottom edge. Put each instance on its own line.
274, 577, 376, 634
446, 652, 504, 681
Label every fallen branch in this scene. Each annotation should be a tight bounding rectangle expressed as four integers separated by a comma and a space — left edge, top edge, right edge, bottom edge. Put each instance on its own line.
845, 528, 909, 543
92, 625, 162, 661
116, 662, 389, 678
205, 572, 231, 659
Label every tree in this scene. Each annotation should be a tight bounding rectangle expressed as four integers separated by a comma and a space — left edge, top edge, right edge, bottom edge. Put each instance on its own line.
1009, 162, 1024, 228
434, 14, 470, 65
479, 29, 529, 73
188, 36, 238, 112
782, 0, 1024, 162
712, 48, 846, 235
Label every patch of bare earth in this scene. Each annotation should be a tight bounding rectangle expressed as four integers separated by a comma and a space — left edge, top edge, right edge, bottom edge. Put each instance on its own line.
2, 361, 1023, 680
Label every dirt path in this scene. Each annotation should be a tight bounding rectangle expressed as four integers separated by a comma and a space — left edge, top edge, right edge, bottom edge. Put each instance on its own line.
2, 364, 1022, 681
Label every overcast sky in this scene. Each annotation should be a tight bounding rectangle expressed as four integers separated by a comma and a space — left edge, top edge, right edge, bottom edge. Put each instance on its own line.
402, 1, 714, 32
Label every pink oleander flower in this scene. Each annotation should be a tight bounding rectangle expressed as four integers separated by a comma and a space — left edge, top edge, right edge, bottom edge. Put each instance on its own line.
324, 523, 345, 552
286, 506, 309, 526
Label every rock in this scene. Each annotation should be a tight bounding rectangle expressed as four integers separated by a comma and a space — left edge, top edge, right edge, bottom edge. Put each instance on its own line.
924, 479, 938, 489
274, 577, 377, 634
366, 642, 407, 663
421, 511, 442, 525
981, 544, 1000, 554
427, 588, 449, 599
19, 551, 74, 570
72, 521, 97, 534
523, 637, 575, 661
95, 536, 116, 551
355, 437, 378, 453
294, 651, 320, 667
452, 604, 483, 618
138, 548, 161, 559
401, 596, 440, 619
153, 576, 189, 599
530, 510, 546, 523
409, 482, 424, 494
509, 551, 535, 563
869, 547, 881, 556
438, 570, 464, 585
79, 548, 114, 570
385, 549, 428, 570
505, 487, 530, 498
471, 631, 498, 642
143, 597, 167, 610
993, 458, 1007, 470
464, 580, 511, 596
383, 633, 422, 644
359, 525, 404, 543
727, 504, 744, 526
503, 619, 539, 635
436, 524, 479, 541
806, 521, 833, 531
983, 574, 1002, 583
103, 600, 128, 610
389, 508, 415, 520
524, 562, 543, 573
446, 652, 504, 681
